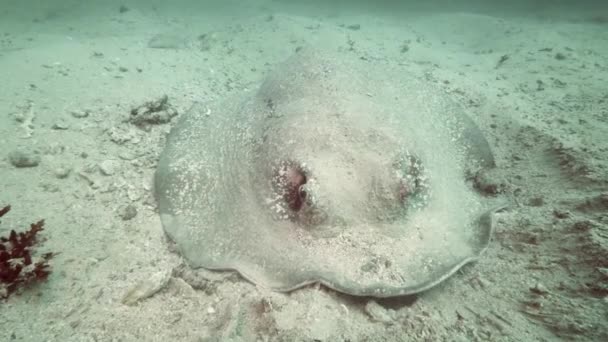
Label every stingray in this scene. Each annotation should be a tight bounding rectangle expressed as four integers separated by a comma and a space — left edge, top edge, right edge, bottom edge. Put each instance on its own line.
155, 49, 501, 297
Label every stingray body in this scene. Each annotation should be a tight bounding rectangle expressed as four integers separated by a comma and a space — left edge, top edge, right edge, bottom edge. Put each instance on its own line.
155, 49, 499, 297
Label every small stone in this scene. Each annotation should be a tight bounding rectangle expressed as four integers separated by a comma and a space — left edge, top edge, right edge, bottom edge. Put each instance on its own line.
169, 277, 196, 296
53, 166, 72, 179
8, 150, 40, 168
119, 204, 138, 221
122, 270, 172, 305
52, 120, 69, 130
364, 300, 394, 324
206, 306, 216, 314
71, 109, 90, 118
530, 282, 549, 295
99, 159, 119, 176
127, 187, 143, 201
128, 95, 178, 129
12, 111, 26, 123
167, 312, 183, 325
552, 208, 570, 219
107, 127, 137, 145
476, 275, 490, 288
527, 197, 544, 207
118, 152, 136, 160
554, 52, 566, 60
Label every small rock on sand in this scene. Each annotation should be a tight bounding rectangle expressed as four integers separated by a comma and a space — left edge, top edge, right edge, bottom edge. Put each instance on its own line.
70, 109, 90, 118
122, 270, 172, 306
99, 159, 120, 176
53, 165, 72, 179
119, 204, 138, 221
8, 150, 40, 168
364, 300, 395, 324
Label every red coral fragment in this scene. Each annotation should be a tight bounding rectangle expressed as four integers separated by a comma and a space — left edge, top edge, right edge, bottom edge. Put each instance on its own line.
0, 205, 53, 300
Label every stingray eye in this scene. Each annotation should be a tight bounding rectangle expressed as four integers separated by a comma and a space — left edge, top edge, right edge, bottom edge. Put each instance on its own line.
397, 180, 409, 203
272, 160, 308, 213
285, 168, 307, 211
393, 152, 430, 209
298, 186, 307, 200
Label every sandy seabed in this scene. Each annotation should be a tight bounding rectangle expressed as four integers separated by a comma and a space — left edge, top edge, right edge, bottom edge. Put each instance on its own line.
1, 2, 607, 341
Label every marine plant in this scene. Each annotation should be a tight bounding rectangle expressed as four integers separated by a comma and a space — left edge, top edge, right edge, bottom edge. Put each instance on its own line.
0, 205, 53, 299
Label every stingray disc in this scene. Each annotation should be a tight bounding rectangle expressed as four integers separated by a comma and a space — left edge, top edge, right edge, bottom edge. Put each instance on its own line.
155, 49, 500, 297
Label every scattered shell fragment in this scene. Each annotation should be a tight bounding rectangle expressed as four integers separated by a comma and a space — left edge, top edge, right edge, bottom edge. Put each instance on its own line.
122, 270, 171, 305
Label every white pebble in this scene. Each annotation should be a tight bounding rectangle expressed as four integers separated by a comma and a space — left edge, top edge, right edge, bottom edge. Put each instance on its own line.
99, 159, 119, 176
122, 270, 171, 305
